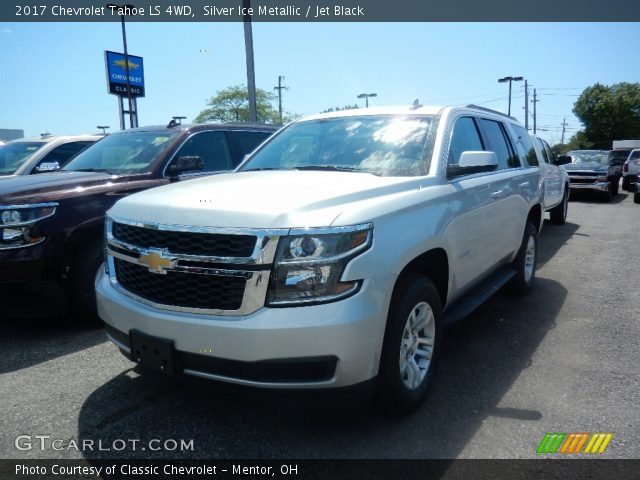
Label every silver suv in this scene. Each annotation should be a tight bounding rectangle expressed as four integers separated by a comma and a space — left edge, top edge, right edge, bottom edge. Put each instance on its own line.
97, 105, 545, 413
0, 134, 102, 176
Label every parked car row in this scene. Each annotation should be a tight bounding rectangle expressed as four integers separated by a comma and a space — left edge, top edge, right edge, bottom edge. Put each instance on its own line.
0, 122, 278, 321
0, 104, 593, 414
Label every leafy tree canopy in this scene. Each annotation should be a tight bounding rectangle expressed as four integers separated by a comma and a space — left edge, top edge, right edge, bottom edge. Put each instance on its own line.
321, 104, 360, 113
195, 85, 295, 124
572, 82, 640, 149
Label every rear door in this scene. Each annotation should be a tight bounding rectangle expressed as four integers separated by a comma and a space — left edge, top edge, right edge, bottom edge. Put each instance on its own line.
476, 117, 527, 267
444, 115, 498, 292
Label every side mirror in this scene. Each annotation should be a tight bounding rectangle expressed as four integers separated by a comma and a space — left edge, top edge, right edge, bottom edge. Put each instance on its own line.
555, 155, 572, 166
35, 161, 61, 173
167, 156, 204, 176
447, 151, 498, 178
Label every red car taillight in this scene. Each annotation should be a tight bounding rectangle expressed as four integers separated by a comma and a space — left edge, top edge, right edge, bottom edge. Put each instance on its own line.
623, 164, 629, 172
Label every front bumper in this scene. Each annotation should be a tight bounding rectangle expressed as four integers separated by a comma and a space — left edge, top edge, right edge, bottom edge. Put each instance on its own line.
96, 266, 394, 389
568, 181, 610, 192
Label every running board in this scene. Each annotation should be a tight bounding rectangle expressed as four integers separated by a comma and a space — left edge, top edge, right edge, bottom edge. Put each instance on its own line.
443, 266, 516, 325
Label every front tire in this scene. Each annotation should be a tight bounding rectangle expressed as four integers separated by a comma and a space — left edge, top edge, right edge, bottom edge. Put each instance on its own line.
634, 192, 640, 204
506, 221, 538, 295
549, 189, 568, 225
377, 275, 442, 414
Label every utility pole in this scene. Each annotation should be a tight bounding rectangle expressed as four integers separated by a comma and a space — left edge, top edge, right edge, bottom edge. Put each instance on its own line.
561, 118, 567, 145
532, 89, 538, 134
242, 0, 257, 122
524, 80, 529, 130
274, 76, 287, 124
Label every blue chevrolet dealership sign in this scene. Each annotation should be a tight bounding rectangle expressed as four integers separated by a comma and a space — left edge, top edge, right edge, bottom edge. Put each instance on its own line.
105, 50, 145, 97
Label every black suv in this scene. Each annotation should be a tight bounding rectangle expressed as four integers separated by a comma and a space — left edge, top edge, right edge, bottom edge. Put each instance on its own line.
0, 122, 278, 321
561, 150, 622, 201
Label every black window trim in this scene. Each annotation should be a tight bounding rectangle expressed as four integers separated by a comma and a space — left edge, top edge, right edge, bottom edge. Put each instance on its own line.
445, 115, 485, 173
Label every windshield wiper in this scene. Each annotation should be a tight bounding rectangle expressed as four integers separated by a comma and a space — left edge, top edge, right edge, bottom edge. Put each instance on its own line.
240, 167, 283, 172
63, 168, 112, 173
295, 165, 381, 175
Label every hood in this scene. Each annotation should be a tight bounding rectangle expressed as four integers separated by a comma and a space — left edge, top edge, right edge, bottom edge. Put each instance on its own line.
563, 162, 608, 172
0, 171, 141, 204
108, 170, 422, 229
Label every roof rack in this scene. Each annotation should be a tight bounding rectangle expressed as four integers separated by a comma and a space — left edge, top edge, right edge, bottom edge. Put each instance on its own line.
466, 104, 517, 121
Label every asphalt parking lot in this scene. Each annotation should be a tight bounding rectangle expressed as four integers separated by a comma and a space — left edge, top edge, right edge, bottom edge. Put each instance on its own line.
1, 192, 638, 460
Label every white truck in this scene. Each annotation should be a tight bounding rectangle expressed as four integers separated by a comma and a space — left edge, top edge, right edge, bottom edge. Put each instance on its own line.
97, 105, 550, 413
614, 140, 640, 191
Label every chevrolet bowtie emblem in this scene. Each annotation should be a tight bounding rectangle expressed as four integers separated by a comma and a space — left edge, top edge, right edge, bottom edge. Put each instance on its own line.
138, 249, 176, 274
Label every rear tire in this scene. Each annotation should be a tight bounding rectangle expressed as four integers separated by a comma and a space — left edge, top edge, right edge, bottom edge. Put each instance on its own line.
506, 221, 537, 295
549, 189, 568, 225
70, 241, 104, 325
634, 192, 640, 204
377, 274, 442, 415
622, 177, 631, 191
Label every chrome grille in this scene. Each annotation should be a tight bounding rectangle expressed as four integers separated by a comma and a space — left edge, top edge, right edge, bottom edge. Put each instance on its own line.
105, 216, 285, 316
112, 222, 257, 257
114, 258, 246, 310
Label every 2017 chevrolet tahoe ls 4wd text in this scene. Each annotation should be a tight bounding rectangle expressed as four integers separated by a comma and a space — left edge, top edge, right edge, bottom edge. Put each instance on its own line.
97, 105, 551, 413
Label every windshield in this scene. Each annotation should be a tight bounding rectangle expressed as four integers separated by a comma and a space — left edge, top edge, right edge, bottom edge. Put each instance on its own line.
238, 115, 434, 177
567, 151, 609, 166
63, 131, 179, 174
0, 142, 46, 175
609, 150, 630, 162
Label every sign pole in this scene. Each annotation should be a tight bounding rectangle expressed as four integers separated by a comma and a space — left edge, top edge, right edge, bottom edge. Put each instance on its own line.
119, 13, 135, 129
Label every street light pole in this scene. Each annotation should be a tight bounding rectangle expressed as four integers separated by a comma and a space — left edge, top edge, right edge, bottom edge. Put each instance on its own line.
357, 93, 377, 108
497, 76, 523, 116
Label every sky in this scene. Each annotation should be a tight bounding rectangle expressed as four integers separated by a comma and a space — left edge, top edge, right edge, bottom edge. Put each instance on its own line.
0, 21, 639, 146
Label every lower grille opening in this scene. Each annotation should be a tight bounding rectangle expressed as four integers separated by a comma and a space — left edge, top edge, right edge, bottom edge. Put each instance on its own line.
114, 258, 246, 310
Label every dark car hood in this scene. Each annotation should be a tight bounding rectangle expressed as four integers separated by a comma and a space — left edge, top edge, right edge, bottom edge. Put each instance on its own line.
563, 163, 608, 172
0, 171, 159, 204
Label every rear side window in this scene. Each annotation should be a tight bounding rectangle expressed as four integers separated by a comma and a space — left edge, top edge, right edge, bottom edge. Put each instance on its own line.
172, 131, 233, 172
40, 141, 94, 167
535, 138, 550, 164
511, 125, 539, 166
231, 131, 272, 156
478, 118, 520, 169
448, 117, 484, 166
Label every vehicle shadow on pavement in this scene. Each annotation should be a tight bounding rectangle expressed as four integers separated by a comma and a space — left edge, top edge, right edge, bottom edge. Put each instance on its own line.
569, 191, 629, 204
538, 220, 579, 269
76, 275, 567, 460
0, 317, 106, 374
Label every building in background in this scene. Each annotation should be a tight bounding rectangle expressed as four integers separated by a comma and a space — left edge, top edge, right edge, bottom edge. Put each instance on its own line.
0, 129, 25, 142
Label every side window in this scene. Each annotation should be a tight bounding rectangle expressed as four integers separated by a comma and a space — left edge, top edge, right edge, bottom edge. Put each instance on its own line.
39, 141, 94, 168
232, 131, 271, 156
511, 125, 539, 166
478, 118, 519, 170
172, 131, 232, 172
535, 138, 550, 164
448, 116, 483, 166
542, 139, 557, 165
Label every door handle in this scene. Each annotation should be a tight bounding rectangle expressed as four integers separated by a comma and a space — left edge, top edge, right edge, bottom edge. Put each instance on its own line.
490, 190, 503, 199
518, 182, 529, 189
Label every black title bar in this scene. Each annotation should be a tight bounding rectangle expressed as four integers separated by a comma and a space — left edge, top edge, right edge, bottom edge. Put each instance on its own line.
5, 0, 640, 22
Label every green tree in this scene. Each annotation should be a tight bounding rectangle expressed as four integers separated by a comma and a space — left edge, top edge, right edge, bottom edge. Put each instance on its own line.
195, 85, 283, 124
572, 82, 640, 149
321, 104, 360, 113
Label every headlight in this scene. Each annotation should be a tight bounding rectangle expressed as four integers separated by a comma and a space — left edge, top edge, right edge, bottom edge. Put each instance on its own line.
266, 223, 372, 306
0, 203, 57, 250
